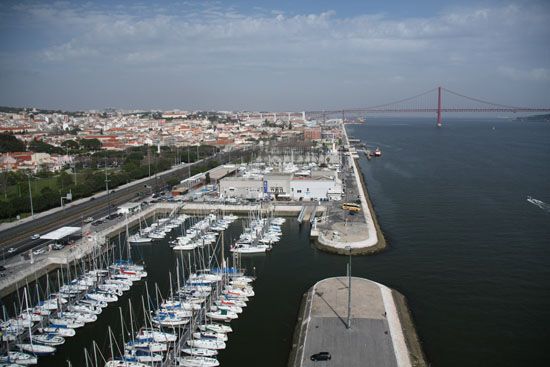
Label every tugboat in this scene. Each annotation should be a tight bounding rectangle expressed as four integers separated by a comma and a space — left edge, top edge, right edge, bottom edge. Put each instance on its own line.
369, 147, 382, 158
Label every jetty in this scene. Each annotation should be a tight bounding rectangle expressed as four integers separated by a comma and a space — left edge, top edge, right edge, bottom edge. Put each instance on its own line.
288, 277, 427, 367
312, 123, 386, 255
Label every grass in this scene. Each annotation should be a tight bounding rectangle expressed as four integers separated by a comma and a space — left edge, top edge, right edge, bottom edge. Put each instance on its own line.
2, 174, 84, 199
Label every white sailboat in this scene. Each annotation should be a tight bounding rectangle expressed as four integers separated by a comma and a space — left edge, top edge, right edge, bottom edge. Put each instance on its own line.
176, 356, 220, 367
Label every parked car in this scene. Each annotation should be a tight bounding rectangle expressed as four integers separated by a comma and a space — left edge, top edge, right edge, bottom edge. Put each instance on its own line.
310, 352, 331, 361
52, 243, 65, 251
32, 248, 46, 256
7, 247, 16, 254
83, 217, 94, 223
30, 234, 40, 240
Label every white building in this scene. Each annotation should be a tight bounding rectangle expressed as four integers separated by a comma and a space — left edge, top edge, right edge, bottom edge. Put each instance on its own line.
219, 169, 342, 201
289, 176, 342, 201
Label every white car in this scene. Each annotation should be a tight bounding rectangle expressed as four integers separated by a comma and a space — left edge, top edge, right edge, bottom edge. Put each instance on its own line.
30, 234, 40, 240
83, 217, 94, 223
7, 247, 16, 254
32, 248, 46, 256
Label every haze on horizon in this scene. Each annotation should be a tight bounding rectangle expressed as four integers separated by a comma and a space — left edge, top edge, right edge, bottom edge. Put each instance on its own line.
0, 0, 549, 112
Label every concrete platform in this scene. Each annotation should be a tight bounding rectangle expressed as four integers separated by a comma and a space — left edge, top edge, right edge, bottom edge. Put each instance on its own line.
288, 277, 427, 367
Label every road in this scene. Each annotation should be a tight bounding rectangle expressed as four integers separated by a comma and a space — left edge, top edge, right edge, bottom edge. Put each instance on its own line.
0, 148, 255, 260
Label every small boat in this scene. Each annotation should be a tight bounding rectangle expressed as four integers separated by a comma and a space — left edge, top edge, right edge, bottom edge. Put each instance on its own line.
49, 318, 85, 329
135, 328, 177, 343
38, 326, 76, 337
104, 359, 149, 367
68, 304, 102, 315
186, 339, 226, 350
59, 311, 97, 323
125, 339, 168, 353
198, 323, 232, 334
181, 348, 218, 357
0, 351, 38, 365
210, 303, 242, 314
152, 313, 189, 327
32, 333, 65, 346
206, 309, 238, 322
123, 349, 163, 363
176, 356, 220, 367
87, 291, 118, 303
192, 331, 228, 342
128, 234, 152, 244
16, 343, 56, 355
230, 244, 271, 254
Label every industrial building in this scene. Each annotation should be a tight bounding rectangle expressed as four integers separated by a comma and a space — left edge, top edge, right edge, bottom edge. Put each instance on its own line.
219, 169, 342, 201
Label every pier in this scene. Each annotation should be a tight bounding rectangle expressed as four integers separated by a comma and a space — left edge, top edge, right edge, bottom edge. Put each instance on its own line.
288, 277, 427, 367
313, 123, 386, 255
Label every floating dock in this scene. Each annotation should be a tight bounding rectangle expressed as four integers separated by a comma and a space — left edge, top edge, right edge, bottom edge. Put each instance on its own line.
288, 277, 427, 367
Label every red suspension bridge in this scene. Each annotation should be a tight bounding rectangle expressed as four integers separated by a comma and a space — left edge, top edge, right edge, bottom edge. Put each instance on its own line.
305, 86, 550, 127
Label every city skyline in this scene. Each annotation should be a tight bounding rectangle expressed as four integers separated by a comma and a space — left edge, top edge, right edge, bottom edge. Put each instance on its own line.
1, 0, 549, 111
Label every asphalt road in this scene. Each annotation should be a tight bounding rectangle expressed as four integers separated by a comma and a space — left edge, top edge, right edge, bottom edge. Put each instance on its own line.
0, 148, 255, 260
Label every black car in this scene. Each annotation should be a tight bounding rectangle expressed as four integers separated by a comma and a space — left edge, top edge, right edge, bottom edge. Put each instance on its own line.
310, 352, 331, 361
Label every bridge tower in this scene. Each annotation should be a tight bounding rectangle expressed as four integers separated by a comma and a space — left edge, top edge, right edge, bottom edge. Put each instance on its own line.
436, 86, 442, 127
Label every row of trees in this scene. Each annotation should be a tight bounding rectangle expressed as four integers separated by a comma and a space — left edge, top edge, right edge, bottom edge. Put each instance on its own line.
0, 133, 102, 154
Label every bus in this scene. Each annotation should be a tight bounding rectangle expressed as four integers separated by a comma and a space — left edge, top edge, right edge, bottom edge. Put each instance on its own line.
341, 202, 361, 212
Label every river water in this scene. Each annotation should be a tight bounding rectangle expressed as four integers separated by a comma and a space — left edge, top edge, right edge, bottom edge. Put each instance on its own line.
16, 117, 550, 367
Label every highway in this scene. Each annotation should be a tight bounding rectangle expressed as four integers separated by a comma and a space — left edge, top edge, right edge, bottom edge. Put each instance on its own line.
0, 148, 254, 260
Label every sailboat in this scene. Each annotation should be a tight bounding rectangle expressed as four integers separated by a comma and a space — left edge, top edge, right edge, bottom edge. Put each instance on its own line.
16, 288, 57, 355
176, 356, 220, 367
181, 348, 218, 357
0, 351, 38, 365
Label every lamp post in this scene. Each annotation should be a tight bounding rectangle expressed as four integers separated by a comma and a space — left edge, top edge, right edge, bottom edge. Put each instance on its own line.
27, 173, 34, 219
346, 245, 352, 329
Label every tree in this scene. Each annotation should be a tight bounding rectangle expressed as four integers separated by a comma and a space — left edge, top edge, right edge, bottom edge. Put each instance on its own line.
0, 133, 26, 152
28, 139, 63, 154
79, 138, 102, 151
61, 140, 79, 151
205, 172, 211, 185
57, 171, 73, 188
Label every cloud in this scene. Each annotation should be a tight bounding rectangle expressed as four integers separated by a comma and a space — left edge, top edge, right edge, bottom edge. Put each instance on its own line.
497, 66, 550, 82
1, 1, 549, 109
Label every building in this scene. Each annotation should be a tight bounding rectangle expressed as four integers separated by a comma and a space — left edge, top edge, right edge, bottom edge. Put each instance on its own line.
219, 170, 342, 201
290, 176, 342, 201
219, 177, 264, 200
303, 127, 322, 141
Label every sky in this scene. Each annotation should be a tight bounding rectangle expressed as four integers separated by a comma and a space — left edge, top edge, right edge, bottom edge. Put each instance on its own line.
0, 0, 549, 111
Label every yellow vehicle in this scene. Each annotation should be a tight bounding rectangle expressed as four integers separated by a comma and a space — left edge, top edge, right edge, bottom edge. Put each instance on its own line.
341, 202, 361, 212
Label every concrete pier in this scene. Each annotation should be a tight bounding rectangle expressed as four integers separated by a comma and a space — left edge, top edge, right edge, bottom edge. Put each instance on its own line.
314, 123, 386, 255
288, 277, 427, 367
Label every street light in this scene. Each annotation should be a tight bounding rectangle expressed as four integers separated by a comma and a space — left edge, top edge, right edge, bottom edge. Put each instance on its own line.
27, 173, 34, 219
61, 190, 72, 209
346, 245, 352, 329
